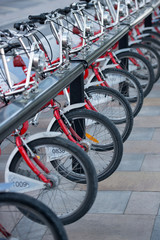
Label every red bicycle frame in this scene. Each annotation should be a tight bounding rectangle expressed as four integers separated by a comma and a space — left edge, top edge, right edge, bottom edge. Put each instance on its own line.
0, 223, 11, 238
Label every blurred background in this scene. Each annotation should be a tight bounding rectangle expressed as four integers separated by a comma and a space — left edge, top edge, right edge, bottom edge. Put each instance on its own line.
0, 0, 77, 28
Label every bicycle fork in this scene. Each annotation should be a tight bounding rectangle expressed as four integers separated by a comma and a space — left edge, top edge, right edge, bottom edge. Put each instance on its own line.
53, 104, 84, 149
15, 134, 52, 186
0, 224, 11, 238
52, 100, 99, 150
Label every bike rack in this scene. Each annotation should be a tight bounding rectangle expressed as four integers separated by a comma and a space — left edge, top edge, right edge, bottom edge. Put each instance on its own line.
152, 0, 160, 9
0, 62, 84, 142
0, 0, 160, 143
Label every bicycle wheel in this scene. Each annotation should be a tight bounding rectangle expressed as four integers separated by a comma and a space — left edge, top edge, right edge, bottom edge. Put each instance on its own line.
141, 36, 160, 52
115, 51, 155, 97
130, 43, 160, 82
152, 22, 160, 28
0, 192, 68, 240
142, 29, 160, 42
97, 68, 144, 117
85, 86, 133, 142
7, 137, 98, 225
49, 108, 123, 182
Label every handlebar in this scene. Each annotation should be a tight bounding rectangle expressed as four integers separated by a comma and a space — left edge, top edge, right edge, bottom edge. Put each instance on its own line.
56, 7, 71, 15
70, 2, 87, 11
0, 41, 9, 50
0, 29, 14, 37
14, 21, 35, 31
4, 42, 21, 53
28, 13, 48, 24
70, 3, 78, 11
70, 1, 93, 11
79, 0, 91, 2
0, 41, 21, 52
85, 2, 94, 9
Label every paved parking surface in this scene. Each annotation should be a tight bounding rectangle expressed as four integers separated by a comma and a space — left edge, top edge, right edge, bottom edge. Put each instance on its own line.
1, 80, 160, 239
65, 80, 160, 240
0, 1, 160, 239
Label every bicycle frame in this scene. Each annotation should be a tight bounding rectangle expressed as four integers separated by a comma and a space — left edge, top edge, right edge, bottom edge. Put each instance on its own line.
0, 223, 11, 238
0, 0, 142, 159
11, 123, 53, 185
2, 33, 104, 150
4, 131, 63, 193
0, 41, 39, 98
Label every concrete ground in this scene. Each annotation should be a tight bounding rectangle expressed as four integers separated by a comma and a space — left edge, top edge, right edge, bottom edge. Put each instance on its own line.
1, 1, 160, 239
64, 80, 160, 240
1, 79, 160, 240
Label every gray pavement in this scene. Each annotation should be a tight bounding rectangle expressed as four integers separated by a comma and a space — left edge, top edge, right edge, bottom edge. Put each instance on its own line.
1, 80, 160, 240
1, 1, 160, 239
64, 80, 160, 240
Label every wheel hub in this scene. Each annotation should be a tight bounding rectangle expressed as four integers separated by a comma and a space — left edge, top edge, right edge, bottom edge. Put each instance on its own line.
46, 173, 60, 188
80, 140, 91, 152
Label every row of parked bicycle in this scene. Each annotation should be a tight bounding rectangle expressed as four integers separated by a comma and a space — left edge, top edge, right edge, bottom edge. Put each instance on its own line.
0, 0, 160, 239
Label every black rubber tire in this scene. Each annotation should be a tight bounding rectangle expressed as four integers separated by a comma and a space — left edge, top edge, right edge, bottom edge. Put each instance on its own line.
85, 86, 133, 142
141, 35, 160, 52
49, 108, 123, 182
0, 192, 68, 240
8, 137, 98, 225
130, 43, 160, 82
142, 30, 160, 42
98, 68, 144, 117
114, 51, 155, 97
152, 22, 160, 27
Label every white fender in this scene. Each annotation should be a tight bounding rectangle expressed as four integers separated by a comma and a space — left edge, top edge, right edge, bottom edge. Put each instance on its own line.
61, 103, 86, 114
5, 131, 62, 193
95, 57, 106, 63
84, 81, 104, 88
115, 48, 131, 54
129, 40, 141, 45
143, 27, 155, 31
5, 132, 61, 178
101, 63, 119, 71
136, 33, 150, 39
5, 172, 46, 193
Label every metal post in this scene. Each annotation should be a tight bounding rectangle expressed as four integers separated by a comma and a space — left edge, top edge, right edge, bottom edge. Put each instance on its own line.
70, 73, 85, 173
144, 14, 152, 27
70, 73, 85, 138
70, 73, 84, 105
119, 33, 128, 68
118, 33, 129, 96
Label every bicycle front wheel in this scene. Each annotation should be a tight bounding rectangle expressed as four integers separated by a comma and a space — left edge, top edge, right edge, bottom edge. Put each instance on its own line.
142, 30, 160, 42
141, 36, 160, 53
115, 51, 155, 97
7, 137, 98, 225
99, 68, 144, 117
130, 43, 160, 82
50, 108, 123, 182
0, 192, 68, 240
85, 86, 133, 142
